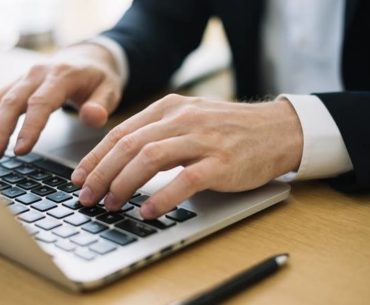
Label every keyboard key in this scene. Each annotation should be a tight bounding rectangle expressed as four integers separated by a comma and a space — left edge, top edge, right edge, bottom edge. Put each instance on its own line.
46, 191, 72, 203
43, 176, 67, 187
16, 179, 41, 190
55, 240, 76, 252
16, 153, 42, 164
23, 224, 39, 235
100, 230, 137, 246
89, 241, 117, 255
35, 231, 57, 243
0, 166, 11, 177
15, 164, 35, 175
62, 198, 82, 210
73, 189, 81, 197
0, 181, 10, 191
131, 192, 141, 198
75, 248, 97, 261
18, 210, 45, 223
145, 217, 176, 230
58, 183, 80, 193
79, 206, 106, 217
2, 159, 23, 169
0, 156, 10, 163
33, 159, 73, 179
16, 193, 41, 205
116, 218, 157, 237
166, 208, 197, 222
31, 199, 57, 212
82, 221, 108, 234
32, 185, 56, 196
9, 203, 29, 215
3, 173, 24, 183
126, 209, 176, 229
47, 206, 74, 219
129, 195, 149, 207
2, 187, 26, 198
70, 233, 98, 246
64, 214, 90, 226
96, 212, 124, 224
121, 204, 134, 212
36, 218, 62, 230
29, 170, 51, 181
52, 225, 79, 238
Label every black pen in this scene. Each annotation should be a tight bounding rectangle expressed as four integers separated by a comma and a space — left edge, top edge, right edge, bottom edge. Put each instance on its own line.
169, 253, 289, 305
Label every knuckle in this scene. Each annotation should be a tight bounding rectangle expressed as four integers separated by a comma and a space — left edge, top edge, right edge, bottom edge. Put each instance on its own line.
175, 106, 203, 124
107, 126, 125, 145
27, 64, 47, 78
88, 168, 107, 186
158, 93, 182, 107
81, 150, 100, 168
27, 94, 47, 107
116, 135, 137, 154
140, 143, 164, 167
181, 168, 204, 189
1, 92, 17, 107
50, 63, 75, 76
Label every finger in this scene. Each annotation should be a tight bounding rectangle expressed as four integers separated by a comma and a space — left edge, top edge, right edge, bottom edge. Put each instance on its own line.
78, 120, 184, 206
0, 79, 18, 100
14, 76, 69, 154
72, 102, 166, 186
102, 136, 206, 212
0, 77, 43, 154
140, 159, 214, 219
79, 80, 121, 128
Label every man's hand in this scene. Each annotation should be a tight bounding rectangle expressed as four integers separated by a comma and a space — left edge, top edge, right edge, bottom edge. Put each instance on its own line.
72, 94, 303, 219
0, 44, 122, 156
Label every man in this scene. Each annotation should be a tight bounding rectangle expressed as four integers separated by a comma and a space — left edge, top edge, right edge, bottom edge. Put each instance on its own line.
0, 0, 369, 219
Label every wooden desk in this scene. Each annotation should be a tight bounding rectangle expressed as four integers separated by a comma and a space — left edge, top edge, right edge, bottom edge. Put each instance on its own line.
1, 52, 370, 305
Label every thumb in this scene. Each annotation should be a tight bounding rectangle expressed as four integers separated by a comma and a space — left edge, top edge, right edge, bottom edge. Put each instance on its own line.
79, 82, 121, 128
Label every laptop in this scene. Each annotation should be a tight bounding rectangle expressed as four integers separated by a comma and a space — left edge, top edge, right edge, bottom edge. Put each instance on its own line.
0, 109, 290, 291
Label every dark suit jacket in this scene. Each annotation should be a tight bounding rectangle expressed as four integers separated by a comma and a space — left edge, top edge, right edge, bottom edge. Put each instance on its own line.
103, 0, 370, 192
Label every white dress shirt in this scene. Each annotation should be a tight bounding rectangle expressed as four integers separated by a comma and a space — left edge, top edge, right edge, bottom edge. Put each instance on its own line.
88, 0, 353, 180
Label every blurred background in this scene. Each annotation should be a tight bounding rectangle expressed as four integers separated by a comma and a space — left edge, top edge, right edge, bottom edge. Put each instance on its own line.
0, 0, 231, 98
0, 0, 132, 51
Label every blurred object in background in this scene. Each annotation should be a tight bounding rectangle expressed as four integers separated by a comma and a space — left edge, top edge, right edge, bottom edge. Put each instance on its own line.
0, 0, 21, 50
16, 0, 58, 50
55, 0, 132, 46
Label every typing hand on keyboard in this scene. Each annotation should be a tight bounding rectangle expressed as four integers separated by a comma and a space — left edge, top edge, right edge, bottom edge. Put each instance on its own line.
0, 44, 122, 157
71, 94, 303, 219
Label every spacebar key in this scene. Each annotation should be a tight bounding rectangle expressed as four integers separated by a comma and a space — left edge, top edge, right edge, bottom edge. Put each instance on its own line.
100, 230, 137, 246
33, 159, 73, 179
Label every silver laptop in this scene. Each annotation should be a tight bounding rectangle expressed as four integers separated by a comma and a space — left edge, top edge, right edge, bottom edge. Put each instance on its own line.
0, 109, 290, 291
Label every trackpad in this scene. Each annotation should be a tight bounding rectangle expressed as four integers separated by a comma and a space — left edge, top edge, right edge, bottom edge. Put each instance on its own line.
48, 137, 103, 164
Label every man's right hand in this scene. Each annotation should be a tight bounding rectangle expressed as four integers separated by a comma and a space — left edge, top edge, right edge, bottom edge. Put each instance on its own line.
0, 43, 122, 156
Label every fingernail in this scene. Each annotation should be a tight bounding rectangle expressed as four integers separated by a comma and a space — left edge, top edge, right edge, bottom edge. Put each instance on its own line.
104, 192, 117, 211
79, 186, 94, 204
141, 203, 157, 219
71, 168, 86, 184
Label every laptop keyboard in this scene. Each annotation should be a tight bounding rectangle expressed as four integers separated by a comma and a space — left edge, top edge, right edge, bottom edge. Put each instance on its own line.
0, 153, 197, 261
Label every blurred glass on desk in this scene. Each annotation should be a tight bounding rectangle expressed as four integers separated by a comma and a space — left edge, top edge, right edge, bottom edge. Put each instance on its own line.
17, 0, 58, 50
0, 0, 20, 50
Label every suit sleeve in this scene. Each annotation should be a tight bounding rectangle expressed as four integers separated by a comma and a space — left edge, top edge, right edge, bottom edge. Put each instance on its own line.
102, 0, 211, 106
314, 91, 370, 192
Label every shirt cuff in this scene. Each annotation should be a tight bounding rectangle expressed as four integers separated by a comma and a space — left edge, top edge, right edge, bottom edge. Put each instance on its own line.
85, 35, 129, 89
276, 94, 353, 181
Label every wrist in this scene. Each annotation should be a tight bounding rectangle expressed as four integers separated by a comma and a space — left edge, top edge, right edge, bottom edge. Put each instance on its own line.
266, 99, 303, 176
54, 43, 119, 76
